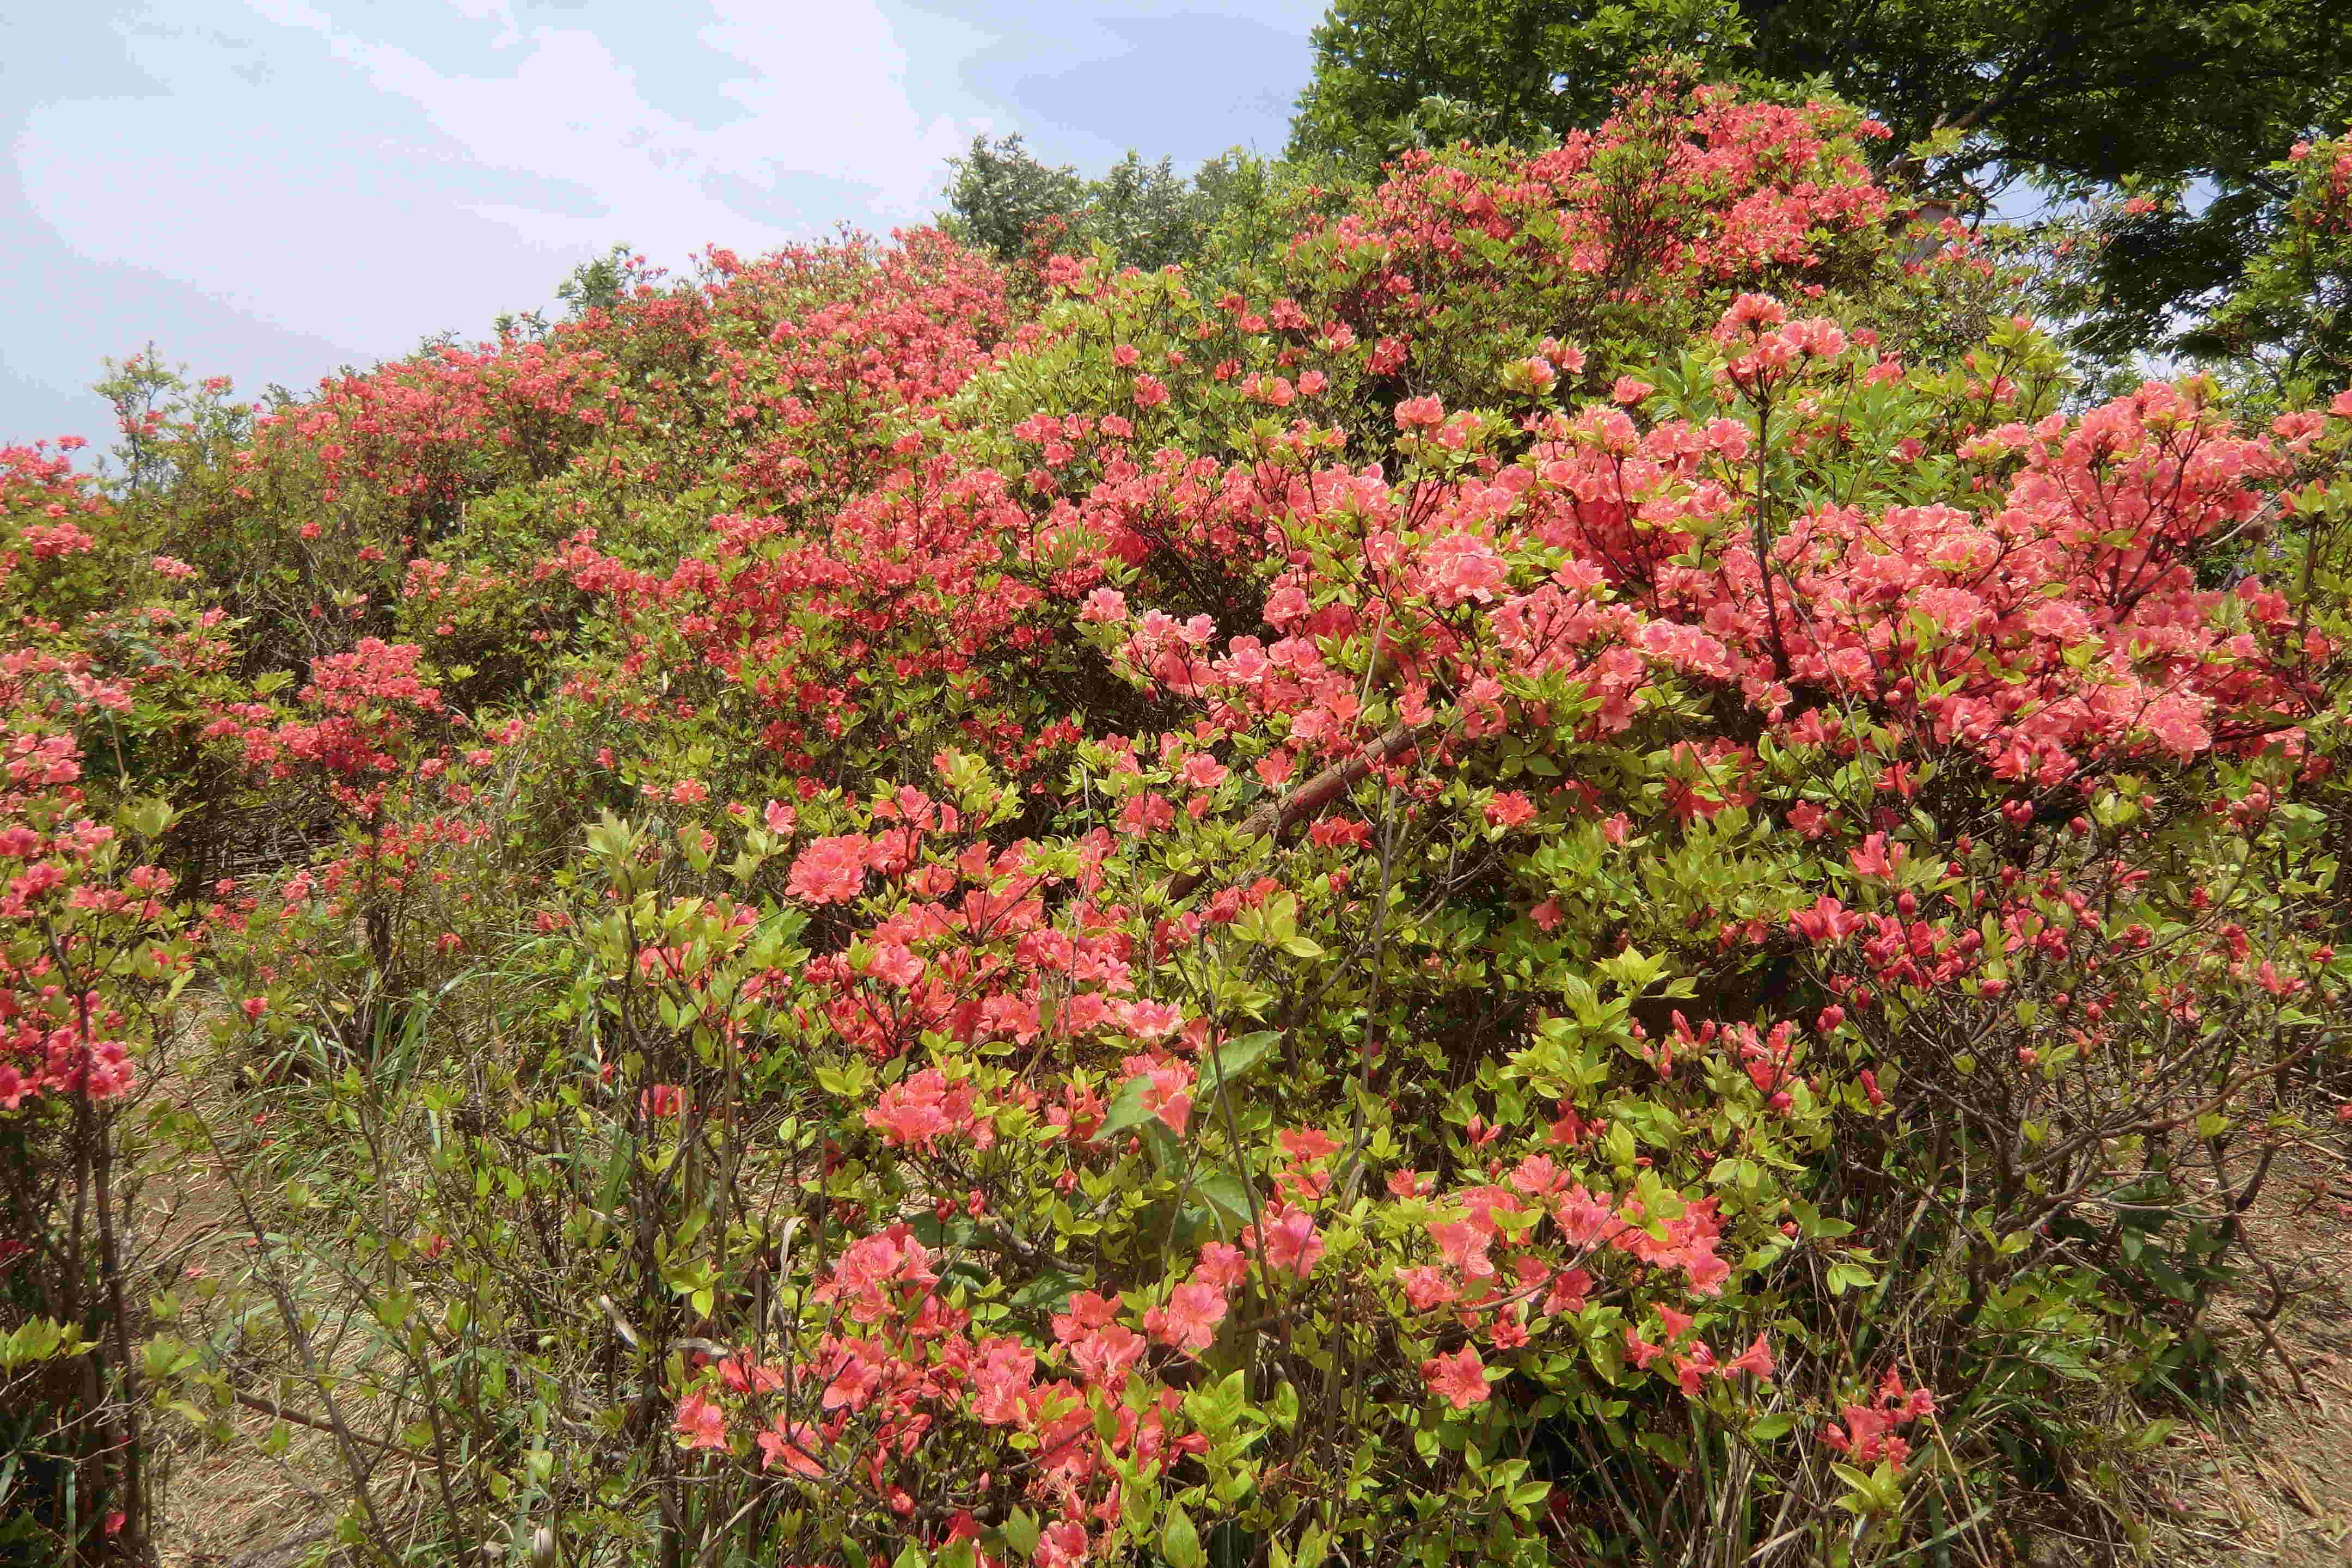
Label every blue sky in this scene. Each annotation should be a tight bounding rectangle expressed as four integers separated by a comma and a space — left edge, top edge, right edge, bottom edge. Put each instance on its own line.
3, 0, 1326, 451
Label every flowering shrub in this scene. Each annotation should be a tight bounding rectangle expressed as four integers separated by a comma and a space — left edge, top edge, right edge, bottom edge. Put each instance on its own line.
10, 78, 2352, 1568
0, 524, 198, 1559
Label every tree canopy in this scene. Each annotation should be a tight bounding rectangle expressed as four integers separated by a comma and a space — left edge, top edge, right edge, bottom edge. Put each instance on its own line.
1290, 0, 2352, 360
942, 134, 1279, 276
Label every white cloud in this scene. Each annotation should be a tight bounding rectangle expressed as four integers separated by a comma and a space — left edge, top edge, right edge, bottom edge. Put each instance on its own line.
698, 1, 982, 203
5, 0, 1311, 440
443, 0, 523, 51
248, 0, 985, 248
11, 0, 995, 383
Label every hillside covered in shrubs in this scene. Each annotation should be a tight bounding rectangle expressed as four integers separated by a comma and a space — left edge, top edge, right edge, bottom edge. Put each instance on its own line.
7, 74, 2352, 1568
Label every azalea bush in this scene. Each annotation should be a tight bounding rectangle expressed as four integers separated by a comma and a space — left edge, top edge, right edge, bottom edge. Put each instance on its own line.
0, 442, 211, 1564
8, 76, 2352, 1568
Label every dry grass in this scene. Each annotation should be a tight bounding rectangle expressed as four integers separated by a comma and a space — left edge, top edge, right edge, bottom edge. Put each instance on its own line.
139, 1033, 430, 1568
2142, 1146, 2352, 1566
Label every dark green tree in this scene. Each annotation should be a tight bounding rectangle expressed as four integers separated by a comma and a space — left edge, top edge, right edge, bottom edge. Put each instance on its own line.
940, 136, 1089, 267
1290, 0, 2352, 362
1288, 0, 1748, 158
1084, 152, 1212, 273
940, 137, 1291, 276
556, 243, 647, 317
2181, 132, 2352, 404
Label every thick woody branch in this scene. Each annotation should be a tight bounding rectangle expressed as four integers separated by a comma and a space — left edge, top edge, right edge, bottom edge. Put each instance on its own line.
1165, 724, 1426, 902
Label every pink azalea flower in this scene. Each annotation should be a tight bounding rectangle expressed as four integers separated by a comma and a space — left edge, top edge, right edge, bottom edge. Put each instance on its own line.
672, 1393, 729, 1453
1422, 1344, 1490, 1409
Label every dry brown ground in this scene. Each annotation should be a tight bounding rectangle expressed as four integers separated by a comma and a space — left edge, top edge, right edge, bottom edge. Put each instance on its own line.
2140, 1147, 2352, 1567
139, 1044, 420, 1568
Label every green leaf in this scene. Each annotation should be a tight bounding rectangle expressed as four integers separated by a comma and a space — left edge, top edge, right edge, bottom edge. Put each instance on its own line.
120, 798, 176, 838
1005, 1508, 1040, 1560
1825, 1260, 1876, 1295
1161, 1505, 1206, 1568
1581, 1308, 1626, 1383
1192, 1169, 1255, 1223
1007, 1269, 1091, 1313
1098, 1073, 1154, 1139
1204, 1031, 1279, 1088
1636, 1429, 1688, 1467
